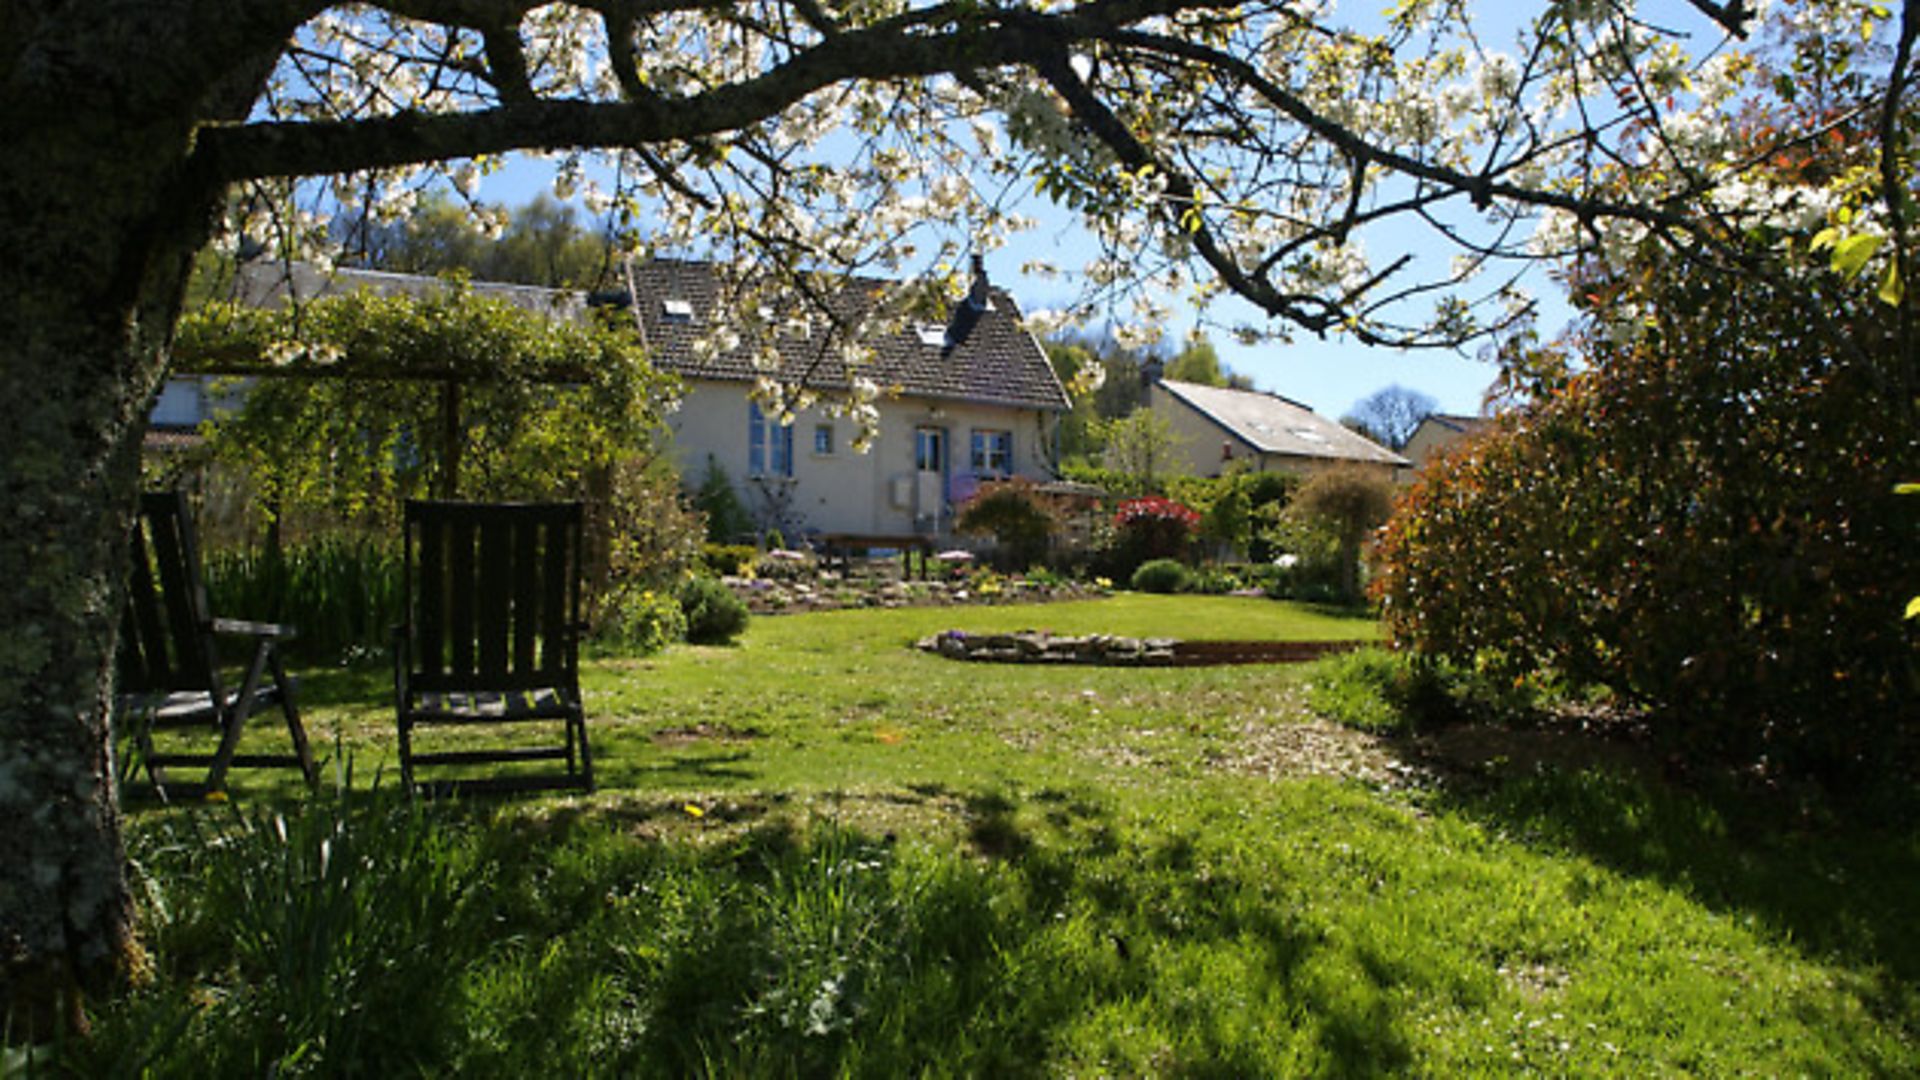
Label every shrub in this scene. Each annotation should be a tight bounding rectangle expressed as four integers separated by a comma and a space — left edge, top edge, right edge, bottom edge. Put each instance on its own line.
1109, 496, 1199, 577
701, 542, 759, 577
1130, 558, 1191, 594
679, 575, 751, 645
753, 549, 815, 581
1375, 251, 1920, 782
693, 455, 754, 543
596, 585, 688, 655
956, 480, 1059, 571
1287, 467, 1394, 603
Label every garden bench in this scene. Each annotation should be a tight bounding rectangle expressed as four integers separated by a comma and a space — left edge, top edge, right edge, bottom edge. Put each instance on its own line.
820, 532, 936, 580
116, 490, 316, 799
394, 500, 593, 796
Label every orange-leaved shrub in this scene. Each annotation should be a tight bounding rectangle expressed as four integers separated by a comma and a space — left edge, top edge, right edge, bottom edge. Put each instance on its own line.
1376, 256, 1919, 782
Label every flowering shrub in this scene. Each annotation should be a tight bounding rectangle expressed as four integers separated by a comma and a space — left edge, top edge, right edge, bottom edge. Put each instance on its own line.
1110, 496, 1200, 575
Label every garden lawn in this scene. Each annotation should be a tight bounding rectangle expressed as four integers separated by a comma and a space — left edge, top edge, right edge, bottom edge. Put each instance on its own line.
92, 595, 1917, 1076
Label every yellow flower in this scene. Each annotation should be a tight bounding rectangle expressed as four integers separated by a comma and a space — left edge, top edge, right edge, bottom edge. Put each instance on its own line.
682, 803, 705, 818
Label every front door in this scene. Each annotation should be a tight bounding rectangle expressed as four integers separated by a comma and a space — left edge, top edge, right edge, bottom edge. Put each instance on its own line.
913, 426, 947, 533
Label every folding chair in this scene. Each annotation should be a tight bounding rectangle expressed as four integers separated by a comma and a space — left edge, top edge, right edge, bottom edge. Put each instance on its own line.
117, 491, 315, 798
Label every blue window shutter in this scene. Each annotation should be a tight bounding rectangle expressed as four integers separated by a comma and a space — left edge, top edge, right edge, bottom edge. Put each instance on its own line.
749, 403, 766, 475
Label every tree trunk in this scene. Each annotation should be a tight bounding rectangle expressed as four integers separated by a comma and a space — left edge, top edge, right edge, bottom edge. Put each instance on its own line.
0, 8, 257, 1031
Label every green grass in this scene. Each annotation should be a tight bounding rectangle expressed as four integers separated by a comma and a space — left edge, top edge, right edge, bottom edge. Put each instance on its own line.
88, 595, 1918, 1076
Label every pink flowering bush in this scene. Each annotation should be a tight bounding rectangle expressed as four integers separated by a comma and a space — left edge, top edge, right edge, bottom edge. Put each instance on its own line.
1111, 496, 1199, 573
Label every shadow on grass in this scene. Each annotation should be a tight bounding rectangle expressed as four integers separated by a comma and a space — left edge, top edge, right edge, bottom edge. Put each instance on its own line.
1404, 737, 1920, 1029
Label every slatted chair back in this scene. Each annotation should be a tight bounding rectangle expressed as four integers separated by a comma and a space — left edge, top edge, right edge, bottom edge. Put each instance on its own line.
401, 500, 584, 693
396, 500, 592, 795
120, 491, 219, 695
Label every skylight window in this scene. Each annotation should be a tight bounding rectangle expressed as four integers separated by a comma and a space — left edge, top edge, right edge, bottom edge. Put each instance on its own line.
662, 298, 694, 323
1290, 428, 1328, 443
915, 324, 949, 347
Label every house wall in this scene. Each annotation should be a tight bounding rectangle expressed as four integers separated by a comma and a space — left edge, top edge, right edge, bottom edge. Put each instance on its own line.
1148, 386, 1237, 477
1402, 419, 1479, 477
666, 378, 1058, 539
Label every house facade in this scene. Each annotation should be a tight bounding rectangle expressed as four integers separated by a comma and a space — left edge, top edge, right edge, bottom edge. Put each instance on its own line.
628, 256, 1071, 539
150, 258, 1071, 540
1145, 376, 1408, 481
1401, 413, 1493, 477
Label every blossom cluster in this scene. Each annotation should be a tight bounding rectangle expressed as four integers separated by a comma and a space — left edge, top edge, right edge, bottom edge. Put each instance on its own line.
1112, 497, 1200, 533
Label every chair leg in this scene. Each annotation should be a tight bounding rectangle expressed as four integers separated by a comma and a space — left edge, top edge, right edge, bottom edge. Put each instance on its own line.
573, 708, 594, 792
272, 652, 317, 787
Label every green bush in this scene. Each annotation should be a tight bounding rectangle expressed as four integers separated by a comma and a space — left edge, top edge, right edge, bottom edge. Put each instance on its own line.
701, 542, 759, 577
679, 575, 751, 645
1130, 558, 1191, 594
596, 585, 689, 654
693, 455, 754, 543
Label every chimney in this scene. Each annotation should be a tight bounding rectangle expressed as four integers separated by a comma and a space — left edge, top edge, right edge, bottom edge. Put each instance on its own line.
967, 252, 991, 311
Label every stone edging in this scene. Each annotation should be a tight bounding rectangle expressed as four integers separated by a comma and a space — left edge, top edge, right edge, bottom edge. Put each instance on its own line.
915, 630, 1368, 666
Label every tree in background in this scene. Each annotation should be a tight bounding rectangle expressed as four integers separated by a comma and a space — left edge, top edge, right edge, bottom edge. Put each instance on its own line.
1290, 468, 1395, 603
1099, 410, 1189, 492
344, 192, 615, 290
1341, 385, 1439, 451
1163, 333, 1251, 389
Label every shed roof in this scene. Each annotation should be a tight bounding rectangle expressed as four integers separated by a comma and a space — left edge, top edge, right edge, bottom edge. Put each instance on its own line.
1155, 378, 1409, 467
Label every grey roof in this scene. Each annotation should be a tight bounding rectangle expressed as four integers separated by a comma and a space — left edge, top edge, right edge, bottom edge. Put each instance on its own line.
1415, 413, 1493, 437
233, 261, 591, 322
627, 258, 1070, 413
1156, 378, 1410, 467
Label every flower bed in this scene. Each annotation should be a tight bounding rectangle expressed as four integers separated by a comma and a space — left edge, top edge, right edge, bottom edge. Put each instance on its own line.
723, 572, 1107, 615
916, 630, 1366, 666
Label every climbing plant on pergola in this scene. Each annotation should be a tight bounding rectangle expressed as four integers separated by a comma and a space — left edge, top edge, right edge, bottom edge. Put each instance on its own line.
171, 275, 676, 524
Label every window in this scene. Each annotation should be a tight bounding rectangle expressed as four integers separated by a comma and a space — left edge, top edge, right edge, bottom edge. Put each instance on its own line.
915, 427, 946, 472
662, 298, 694, 324
814, 423, 834, 456
749, 403, 793, 476
970, 429, 1013, 476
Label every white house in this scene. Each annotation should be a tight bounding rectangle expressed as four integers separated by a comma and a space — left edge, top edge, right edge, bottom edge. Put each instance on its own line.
627, 255, 1071, 539
1144, 375, 1408, 482
151, 257, 1072, 539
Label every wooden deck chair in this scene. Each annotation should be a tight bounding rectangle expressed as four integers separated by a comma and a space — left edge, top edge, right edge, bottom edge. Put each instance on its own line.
394, 500, 593, 796
117, 491, 316, 799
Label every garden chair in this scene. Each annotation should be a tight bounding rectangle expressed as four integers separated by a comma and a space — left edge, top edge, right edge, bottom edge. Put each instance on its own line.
117, 490, 316, 798
394, 500, 593, 796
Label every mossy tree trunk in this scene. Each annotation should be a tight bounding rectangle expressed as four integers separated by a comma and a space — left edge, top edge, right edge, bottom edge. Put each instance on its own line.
0, 4, 283, 1032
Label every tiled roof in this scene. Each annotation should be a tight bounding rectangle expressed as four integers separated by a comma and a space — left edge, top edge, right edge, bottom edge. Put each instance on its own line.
1156, 378, 1409, 466
627, 258, 1070, 413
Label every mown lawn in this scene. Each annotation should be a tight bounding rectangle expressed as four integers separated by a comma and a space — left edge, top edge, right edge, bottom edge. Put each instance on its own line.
91, 595, 1917, 1076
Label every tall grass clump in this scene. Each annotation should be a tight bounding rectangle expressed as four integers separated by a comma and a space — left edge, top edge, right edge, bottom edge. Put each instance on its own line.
78, 777, 486, 1076
203, 534, 401, 664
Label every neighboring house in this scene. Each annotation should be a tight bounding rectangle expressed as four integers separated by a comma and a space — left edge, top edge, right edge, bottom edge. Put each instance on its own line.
628, 255, 1071, 539
1145, 376, 1408, 481
1402, 413, 1493, 476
